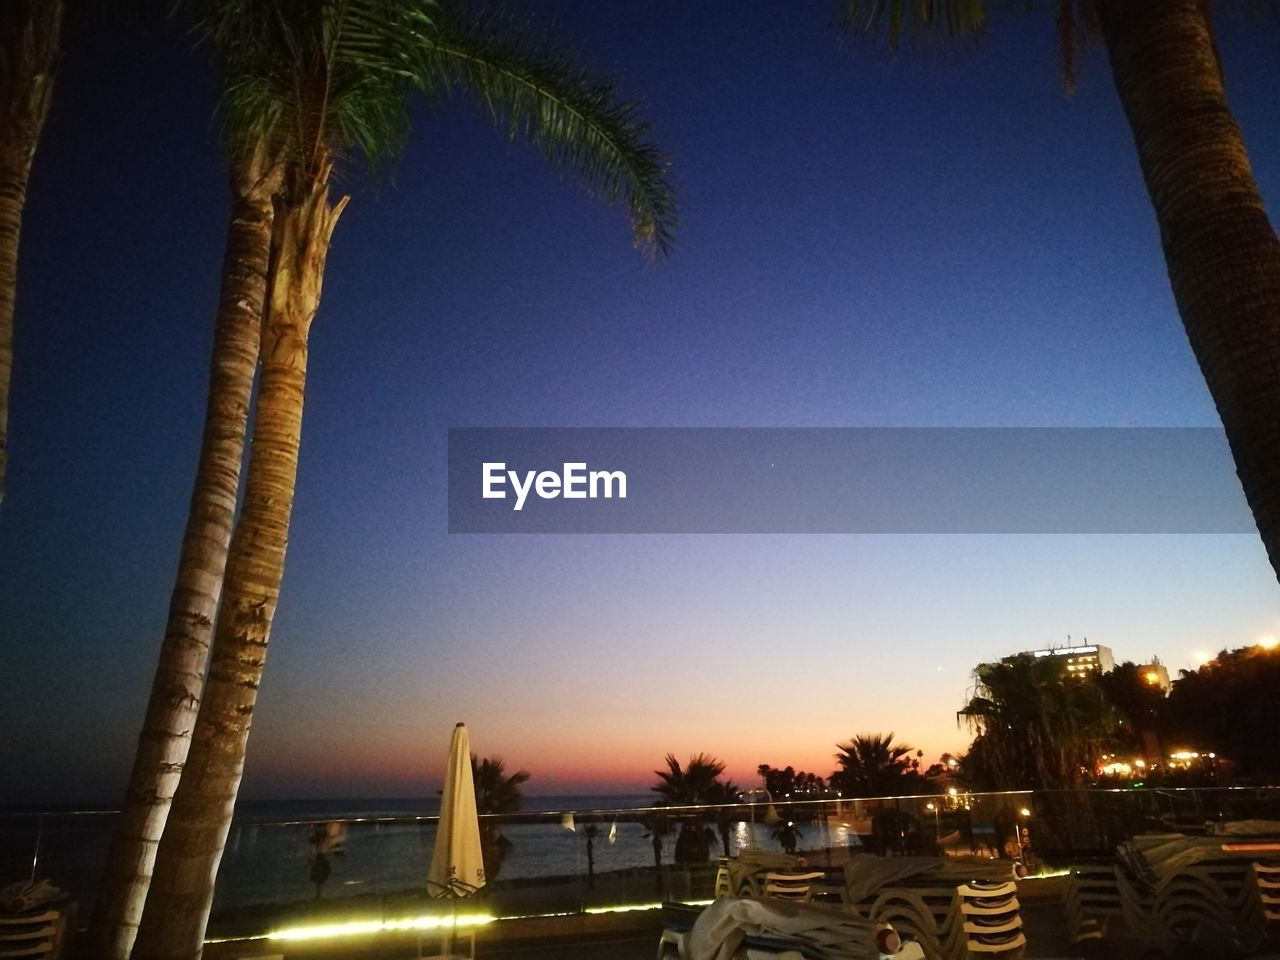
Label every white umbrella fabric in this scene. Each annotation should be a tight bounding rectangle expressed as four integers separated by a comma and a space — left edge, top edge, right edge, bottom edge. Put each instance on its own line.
424, 722, 485, 958
428, 722, 487, 896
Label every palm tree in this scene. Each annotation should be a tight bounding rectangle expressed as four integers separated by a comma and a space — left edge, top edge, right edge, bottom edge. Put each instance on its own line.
839, 0, 1280, 585
959, 655, 1116, 790
88, 139, 282, 960
0, 0, 62, 506
1165, 645, 1280, 779
652, 753, 726, 804
471, 754, 530, 882
770, 819, 802, 855
651, 754, 728, 865
960, 654, 1117, 855
1094, 660, 1167, 763
637, 810, 671, 892
832, 732, 919, 797
120, 2, 674, 956
704, 778, 743, 858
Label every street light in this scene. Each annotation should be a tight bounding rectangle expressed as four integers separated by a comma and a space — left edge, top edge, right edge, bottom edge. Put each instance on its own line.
1015, 807, 1031, 859
925, 801, 940, 839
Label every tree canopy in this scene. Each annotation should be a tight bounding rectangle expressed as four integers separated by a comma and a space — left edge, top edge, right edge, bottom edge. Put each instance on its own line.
831, 732, 923, 797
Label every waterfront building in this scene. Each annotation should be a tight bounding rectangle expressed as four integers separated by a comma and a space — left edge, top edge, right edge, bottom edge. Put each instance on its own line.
1138, 657, 1171, 694
1006, 641, 1116, 678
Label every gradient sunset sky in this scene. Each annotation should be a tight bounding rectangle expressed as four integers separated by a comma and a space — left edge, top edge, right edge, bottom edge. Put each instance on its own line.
2, 2, 1279, 805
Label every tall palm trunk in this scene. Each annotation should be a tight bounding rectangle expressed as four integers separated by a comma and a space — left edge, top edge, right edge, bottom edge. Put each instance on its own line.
131, 166, 347, 960
0, 0, 61, 506
1098, 0, 1280, 583
87, 148, 281, 960
651, 831, 664, 893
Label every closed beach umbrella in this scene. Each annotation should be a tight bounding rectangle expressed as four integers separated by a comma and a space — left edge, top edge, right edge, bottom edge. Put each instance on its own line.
428, 722, 487, 898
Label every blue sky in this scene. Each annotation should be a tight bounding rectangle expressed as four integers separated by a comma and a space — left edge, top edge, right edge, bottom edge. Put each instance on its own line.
1, 2, 1278, 804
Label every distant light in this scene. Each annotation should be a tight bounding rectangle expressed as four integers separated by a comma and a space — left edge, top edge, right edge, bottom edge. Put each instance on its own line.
1260, 636, 1278, 651
947, 787, 958, 796
1032, 645, 1096, 656
1019, 808, 1031, 817
1144, 671, 1161, 684
926, 802, 935, 811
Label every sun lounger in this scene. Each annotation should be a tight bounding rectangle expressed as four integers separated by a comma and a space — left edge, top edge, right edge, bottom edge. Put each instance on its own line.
0, 910, 67, 960
1067, 827, 1280, 953
762, 872, 828, 903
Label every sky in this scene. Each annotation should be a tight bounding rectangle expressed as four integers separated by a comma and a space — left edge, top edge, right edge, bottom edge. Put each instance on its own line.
2, 2, 1279, 806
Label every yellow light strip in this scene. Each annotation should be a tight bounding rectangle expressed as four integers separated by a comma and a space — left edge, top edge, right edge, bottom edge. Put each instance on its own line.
225, 879, 1090, 947
267, 912, 495, 942
248, 899, 699, 944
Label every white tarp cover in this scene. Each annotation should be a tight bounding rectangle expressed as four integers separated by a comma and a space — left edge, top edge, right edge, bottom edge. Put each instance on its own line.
686, 896, 877, 960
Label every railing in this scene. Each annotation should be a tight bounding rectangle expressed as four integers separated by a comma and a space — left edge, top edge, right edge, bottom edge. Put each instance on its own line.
3, 786, 1278, 943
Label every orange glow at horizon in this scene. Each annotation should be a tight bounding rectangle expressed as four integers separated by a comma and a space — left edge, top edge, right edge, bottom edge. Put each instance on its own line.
245, 705, 968, 798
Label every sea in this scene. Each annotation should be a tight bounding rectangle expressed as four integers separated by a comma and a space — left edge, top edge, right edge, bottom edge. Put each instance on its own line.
1, 795, 831, 918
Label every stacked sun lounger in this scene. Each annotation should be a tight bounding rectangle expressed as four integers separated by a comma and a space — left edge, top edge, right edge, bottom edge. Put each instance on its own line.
956, 882, 1026, 955
667, 856, 1026, 959
1064, 862, 1125, 943
849, 880, 1027, 959
1062, 859, 1161, 945
842, 857, 1026, 959
1062, 825, 1280, 953
1253, 862, 1280, 933
0, 882, 73, 960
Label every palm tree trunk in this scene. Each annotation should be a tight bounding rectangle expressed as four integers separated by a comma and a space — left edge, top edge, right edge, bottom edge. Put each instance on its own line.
0, 0, 61, 506
131, 169, 347, 960
87, 148, 280, 960
1098, 0, 1280, 583
652, 834, 664, 893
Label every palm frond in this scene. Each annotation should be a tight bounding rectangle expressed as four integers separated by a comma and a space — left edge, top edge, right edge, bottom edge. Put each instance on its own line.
840, 0, 990, 49
840, 0, 1103, 94
205, 0, 420, 180
202, 0, 674, 254
418, 3, 676, 258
